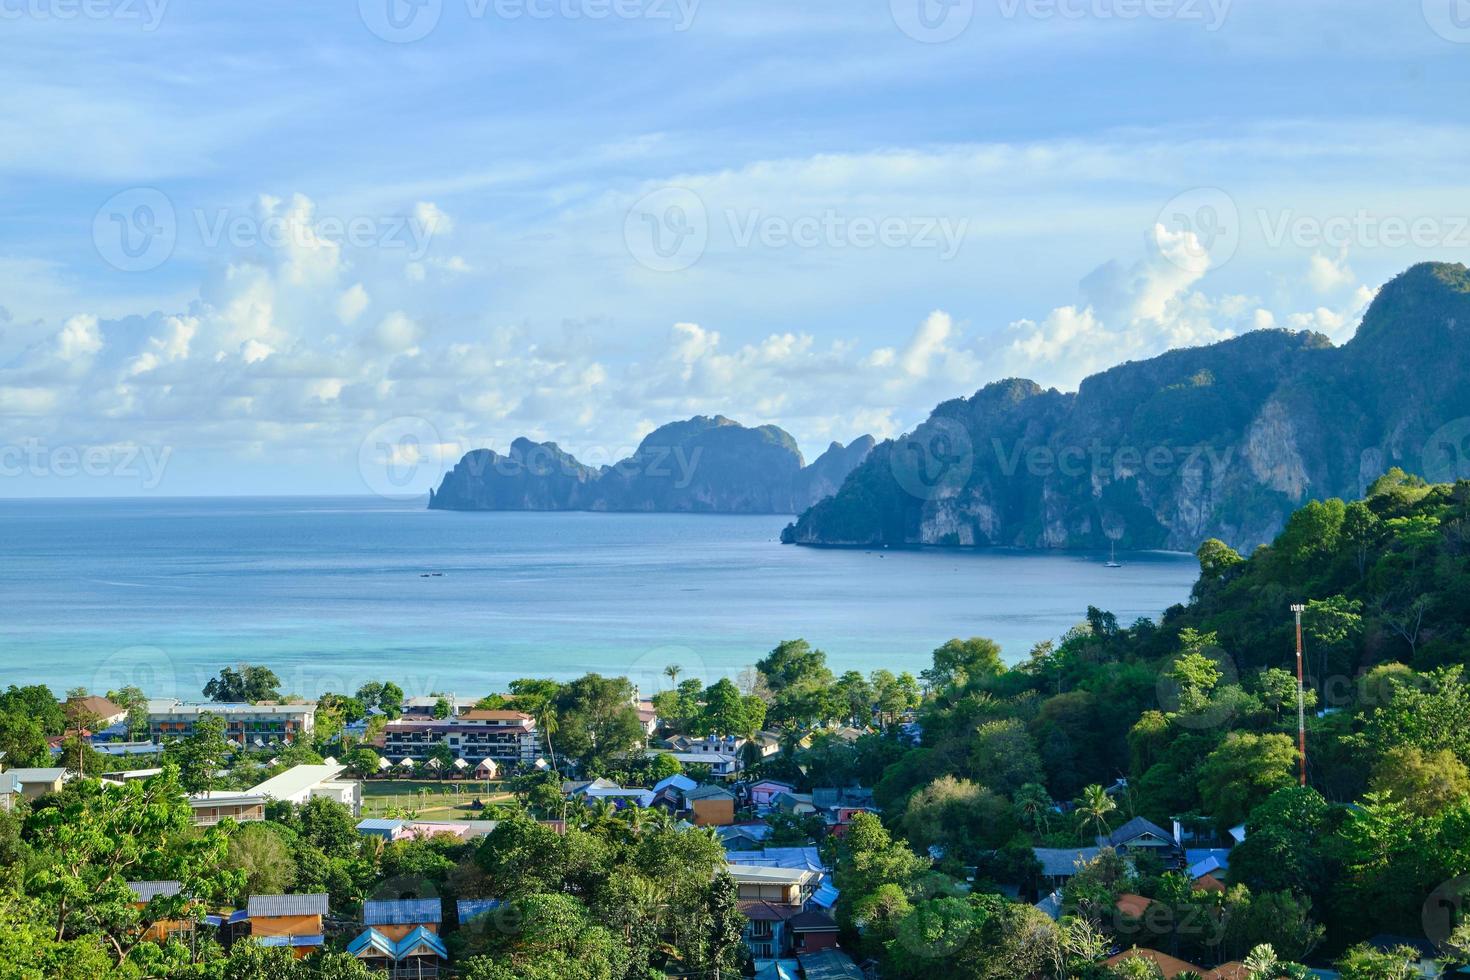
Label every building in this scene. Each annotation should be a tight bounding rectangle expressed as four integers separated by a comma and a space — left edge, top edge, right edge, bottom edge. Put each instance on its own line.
5, 767, 68, 799
688, 784, 737, 826
729, 865, 826, 961
67, 695, 129, 728
127, 881, 196, 944
378, 711, 537, 768
248, 764, 362, 816
247, 894, 328, 958
1103, 948, 1248, 979
188, 791, 266, 827
748, 780, 796, 809
1032, 846, 1103, 888
147, 699, 315, 745
348, 899, 450, 977
402, 695, 473, 717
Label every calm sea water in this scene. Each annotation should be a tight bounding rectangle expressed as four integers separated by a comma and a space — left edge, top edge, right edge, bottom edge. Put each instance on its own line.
0, 497, 1199, 699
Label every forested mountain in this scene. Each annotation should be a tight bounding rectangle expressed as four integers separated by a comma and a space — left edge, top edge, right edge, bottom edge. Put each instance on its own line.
784, 262, 1470, 553
808, 468, 1470, 975
428, 416, 874, 514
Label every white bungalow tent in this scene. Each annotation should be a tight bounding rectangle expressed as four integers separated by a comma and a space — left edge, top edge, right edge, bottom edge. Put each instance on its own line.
475, 758, 499, 779
397, 757, 415, 771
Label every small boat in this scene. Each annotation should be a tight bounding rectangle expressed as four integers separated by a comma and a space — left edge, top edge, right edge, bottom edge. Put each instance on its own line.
1105, 542, 1122, 568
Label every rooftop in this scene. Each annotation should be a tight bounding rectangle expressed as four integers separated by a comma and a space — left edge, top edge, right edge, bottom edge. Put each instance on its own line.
147, 699, 315, 717
363, 898, 442, 926
248, 894, 329, 918
4, 768, 67, 783
726, 864, 819, 886
128, 881, 182, 903
247, 764, 348, 800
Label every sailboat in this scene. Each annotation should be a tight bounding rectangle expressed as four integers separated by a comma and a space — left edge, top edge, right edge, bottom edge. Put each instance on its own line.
1105, 541, 1122, 568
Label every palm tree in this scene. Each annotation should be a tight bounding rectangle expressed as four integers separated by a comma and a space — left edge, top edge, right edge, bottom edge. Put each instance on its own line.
1074, 784, 1117, 842
664, 664, 682, 689
533, 699, 559, 774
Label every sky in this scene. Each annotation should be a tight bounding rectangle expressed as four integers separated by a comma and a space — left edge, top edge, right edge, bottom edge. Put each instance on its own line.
2, 0, 1469, 496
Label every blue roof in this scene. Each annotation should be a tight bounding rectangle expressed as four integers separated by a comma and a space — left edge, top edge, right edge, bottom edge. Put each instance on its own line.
811, 883, 840, 909
457, 898, 503, 924
347, 926, 448, 961
203, 909, 249, 927
356, 818, 403, 834
364, 898, 441, 926
256, 934, 324, 948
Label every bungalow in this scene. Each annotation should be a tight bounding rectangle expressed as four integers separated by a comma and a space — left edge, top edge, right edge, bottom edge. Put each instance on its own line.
728, 865, 820, 906
247, 894, 328, 958
812, 787, 878, 834
127, 881, 195, 944
664, 750, 743, 779
247, 764, 362, 816
1104, 948, 1248, 979
771, 791, 816, 816
718, 821, 775, 851
347, 899, 449, 977
687, 784, 737, 827
4, 767, 68, 800
473, 758, 499, 780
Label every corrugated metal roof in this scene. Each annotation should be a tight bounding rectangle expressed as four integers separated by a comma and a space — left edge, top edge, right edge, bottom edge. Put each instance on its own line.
363, 898, 442, 926
128, 881, 182, 902
457, 898, 503, 925
248, 894, 328, 918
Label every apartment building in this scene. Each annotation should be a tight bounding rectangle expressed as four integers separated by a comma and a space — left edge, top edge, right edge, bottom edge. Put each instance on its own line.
146, 699, 316, 745
377, 710, 538, 767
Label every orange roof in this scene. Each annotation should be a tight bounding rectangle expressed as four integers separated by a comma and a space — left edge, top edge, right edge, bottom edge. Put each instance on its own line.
1192, 873, 1226, 893
68, 695, 124, 717
1104, 948, 1208, 979
1114, 893, 1155, 918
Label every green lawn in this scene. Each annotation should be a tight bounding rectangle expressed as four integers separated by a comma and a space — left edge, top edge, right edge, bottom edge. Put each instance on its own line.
359, 778, 511, 819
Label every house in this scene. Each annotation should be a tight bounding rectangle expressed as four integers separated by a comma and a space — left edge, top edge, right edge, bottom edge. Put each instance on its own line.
1115, 893, 1154, 919
1186, 849, 1232, 882
727, 846, 827, 878
664, 750, 743, 779
752, 731, 783, 759
718, 821, 775, 851
811, 787, 878, 834
729, 865, 822, 960
0, 770, 17, 811
1100, 816, 1182, 864
4, 767, 68, 799
147, 699, 316, 745
358, 818, 413, 842
636, 700, 659, 737
247, 894, 328, 958
1032, 847, 1102, 887
67, 695, 129, 728
348, 899, 449, 977
747, 779, 796, 809
688, 784, 737, 826
187, 791, 266, 827
1104, 949, 1250, 979
378, 711, 538, 768
473, 758, 499, 780
127, 881, 195, 944
772, 791, 816, 816
247, 764, 362, 816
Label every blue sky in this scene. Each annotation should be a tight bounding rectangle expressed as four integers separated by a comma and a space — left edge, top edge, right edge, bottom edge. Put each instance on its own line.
3, 0, 1470, 495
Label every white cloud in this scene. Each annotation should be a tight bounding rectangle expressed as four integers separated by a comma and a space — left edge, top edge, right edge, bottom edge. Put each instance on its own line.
336, 284, 370, 325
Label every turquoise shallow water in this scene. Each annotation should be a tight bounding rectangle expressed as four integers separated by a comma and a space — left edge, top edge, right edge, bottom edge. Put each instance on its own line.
0, 496, 1199, 699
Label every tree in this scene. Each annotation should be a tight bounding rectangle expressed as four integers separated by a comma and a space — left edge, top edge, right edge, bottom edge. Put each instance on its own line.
1197, 733, 1298, 832
162, 713, 231, 793
24, 769, 239, 964
1335, 943, 1420, 980
1196, 538, 1244, 579
553, 674, 644, 773
922, 637, 1005, 694
756, 639, 835, 727
901, 776, 1017, 859
203, 664, 282, 703
967, 719, 1044, 797
1369, 745, 1470, 816
225, 822, 297, 902
432, 697, 451, 720
346, 746, 381, 779
1074, 784, 1118, 840
0, 711, 49, 768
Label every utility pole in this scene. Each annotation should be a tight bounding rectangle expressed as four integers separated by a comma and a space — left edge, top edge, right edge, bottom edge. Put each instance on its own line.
1290, 604, 1307, 786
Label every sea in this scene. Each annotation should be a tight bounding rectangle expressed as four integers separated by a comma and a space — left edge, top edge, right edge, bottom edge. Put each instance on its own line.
0, 496, 1199, 699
